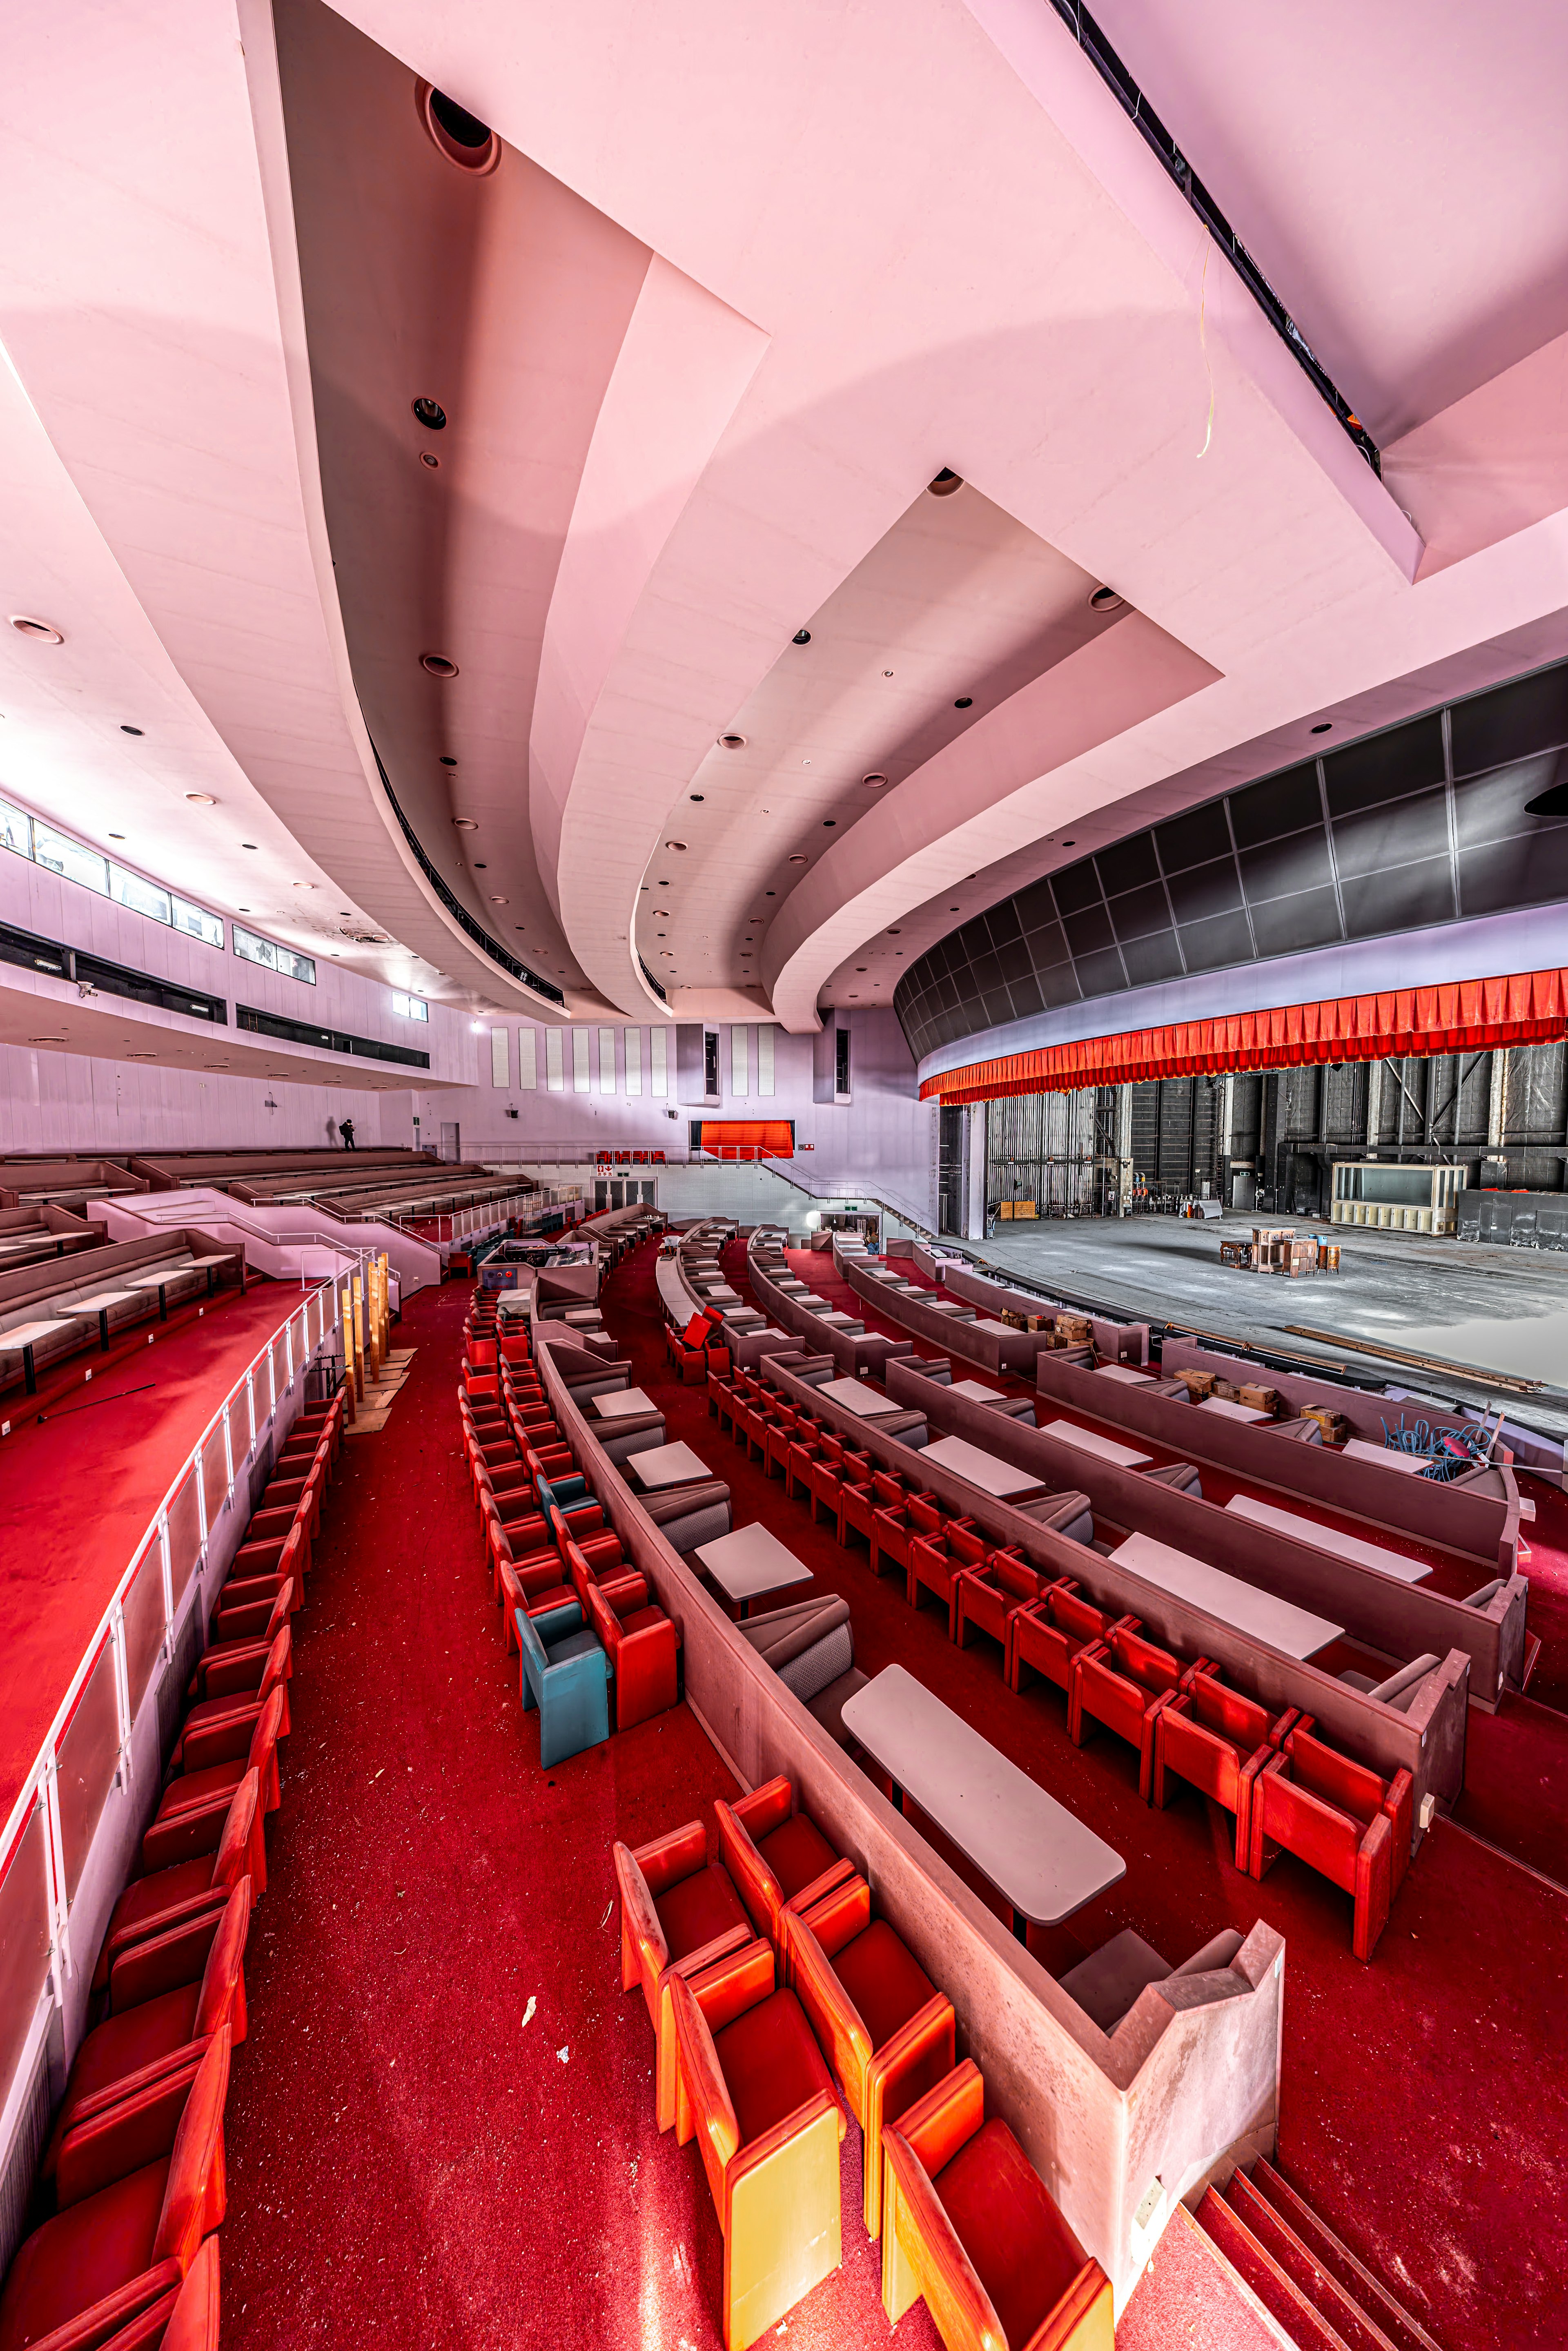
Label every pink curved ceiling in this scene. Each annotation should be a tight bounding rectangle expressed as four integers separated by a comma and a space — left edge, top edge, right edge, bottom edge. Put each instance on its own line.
0, 0, 1565, 1045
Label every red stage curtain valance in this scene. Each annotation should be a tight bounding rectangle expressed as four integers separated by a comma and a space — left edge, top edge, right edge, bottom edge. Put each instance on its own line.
919, 965, 1568, 1104
697, 1120, 794, 1158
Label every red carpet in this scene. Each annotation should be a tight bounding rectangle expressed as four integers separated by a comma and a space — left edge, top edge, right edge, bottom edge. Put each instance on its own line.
218, 1277, 940, 2351
597, 1234, 1568, 2351
0, 1281, 316, 1821
1115, 2203, 1293, 2350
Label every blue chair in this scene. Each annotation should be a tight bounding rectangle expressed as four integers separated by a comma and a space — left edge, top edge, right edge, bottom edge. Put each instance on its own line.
536, 1470, 588, 1511
516, 1602, 612, 1766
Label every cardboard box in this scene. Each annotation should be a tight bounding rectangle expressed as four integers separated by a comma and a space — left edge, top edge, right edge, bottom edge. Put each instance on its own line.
1238, 1383, 1284, 1417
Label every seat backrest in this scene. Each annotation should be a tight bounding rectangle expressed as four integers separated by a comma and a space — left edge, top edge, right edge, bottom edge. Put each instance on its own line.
1366, 1654, 1442, 1710
1285, 1726, 1384, 1824
1052, 1586, 1106, 1642
992, 1554, 1041, 1604
584, 1578, 619, 1652
256, 1627, 292, 1703
192, 1879, 252, 2036
871, 1470, 906, 1507
211, 1772, 262, 1895
908, 1495, 944, 1535
1258, 1766, 1361, 1888
245, 1687, 287, 1775
151, 2025, 232, 2270
1190, 1671, 1270, 1751
1109, 1625, 1182, 1693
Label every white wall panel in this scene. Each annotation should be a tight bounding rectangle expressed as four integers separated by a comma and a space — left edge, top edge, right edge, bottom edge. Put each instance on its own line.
598, 1027, 617, 1093
757, 1025, 775, 1097
650, 1028, 668, 1098
624, 1027, 642, 1095
517, 1028, 538, 1089
731, 1024, 749, 1096
572, 1028, 590, 1092
546, 1028, 564, 1091
490, 1029, 509, 1087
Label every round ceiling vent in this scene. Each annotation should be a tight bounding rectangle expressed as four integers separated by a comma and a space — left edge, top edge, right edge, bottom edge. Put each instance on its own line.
928, 469, 964, 497
452, 817, 478, 831
418, 82, 500, 174
718, 733, 746, 750
665, 840, 688, 852
862, 772, 888, 788
1089, 585, 1126, 614
421, 652, 459, 678
9, 615, 62, 644
184, 792, 216, 806
788, 853, 808, 865
420, 452, 440, 470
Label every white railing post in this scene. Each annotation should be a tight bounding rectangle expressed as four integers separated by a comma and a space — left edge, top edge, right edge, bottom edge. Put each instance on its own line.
39, 1755, 72, 1991
193, 1446, 208, 1553
158, 1516, 174, 1658
108, 1602, 133, 1787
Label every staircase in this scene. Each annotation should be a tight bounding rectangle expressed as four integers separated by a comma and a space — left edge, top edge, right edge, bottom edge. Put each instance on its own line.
1196, 2158, 1444, 2351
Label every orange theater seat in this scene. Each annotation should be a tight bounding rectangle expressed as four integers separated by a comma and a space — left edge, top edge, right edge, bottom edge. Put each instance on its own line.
46, 1883, 250, 2176
788, 1876, 955, 2236
0, 2030, 231, 2351
881, 2061, 1113, 2351
615, 1820, 756, 2130
670, 1946, 844, 2351
715, 1776, 857, 1948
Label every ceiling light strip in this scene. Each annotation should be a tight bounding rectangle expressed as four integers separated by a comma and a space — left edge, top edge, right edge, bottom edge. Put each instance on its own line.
1045, 0, 1380, 475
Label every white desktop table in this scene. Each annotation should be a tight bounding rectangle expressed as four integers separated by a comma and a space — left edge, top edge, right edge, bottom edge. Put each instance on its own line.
816, 1375, 902, 1418
1043, 1419, 1152, 1471
69, 1290, 139, 1352
842, 1665, 1125, 1935
946, 1378, 1009, 1407
1224, 1493, 1431, 1583
1110, 1531, 1342, 1660
1198, 1395, 1272, 1424
591, 1386, 657, 1420
919, 1434, 1049, 1501
627, 1441, 712, 1490
695, 1522, 813, 1617
1, 1317, 76, 1393
1095, 1364, 1152, 1385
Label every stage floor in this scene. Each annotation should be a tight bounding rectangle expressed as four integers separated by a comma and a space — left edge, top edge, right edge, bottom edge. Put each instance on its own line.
0, 1282, 315, 1823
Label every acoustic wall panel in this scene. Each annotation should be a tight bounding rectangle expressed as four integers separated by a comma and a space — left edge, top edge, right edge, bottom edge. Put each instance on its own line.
517, 1028, 538, 1089
624, 1028, 642, 1094
546, 1027, 564, 1091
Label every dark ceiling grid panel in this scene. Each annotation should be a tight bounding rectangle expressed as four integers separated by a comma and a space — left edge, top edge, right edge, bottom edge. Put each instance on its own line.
894, 653, 1568, 1065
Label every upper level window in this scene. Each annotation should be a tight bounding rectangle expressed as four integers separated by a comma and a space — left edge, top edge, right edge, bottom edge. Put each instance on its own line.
1, 796, 225, 948
391, 991, 429, 1021
233, 922, 317, 986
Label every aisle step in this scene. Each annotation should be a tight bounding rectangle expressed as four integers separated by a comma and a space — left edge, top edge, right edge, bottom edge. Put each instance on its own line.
1245, 2160, 1444, 2351
1196, 2190, 1355, 2351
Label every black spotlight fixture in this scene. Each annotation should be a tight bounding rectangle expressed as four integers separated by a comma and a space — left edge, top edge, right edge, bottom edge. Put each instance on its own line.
411, 397, 447, 430
953, 696, 972, 710
120, 724, 144, 735
793, 628, 811, 645
928, 468, 963, 497
1311, 721, 1332, 735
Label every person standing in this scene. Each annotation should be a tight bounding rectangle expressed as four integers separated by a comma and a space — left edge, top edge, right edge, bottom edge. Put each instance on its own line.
340, 1116, 356, 1150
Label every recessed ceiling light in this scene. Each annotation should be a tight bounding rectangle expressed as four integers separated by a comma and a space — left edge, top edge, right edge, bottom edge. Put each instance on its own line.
120, 724, 144, 736
1311, 722, 1332, 735
412, 397, 447, 430
421, 652, 458, 677
490, 896, 508, 904
856, 966, 867, 972
10, 615, 63, 643
1089, 586, 1126, 613
950, 905, 960, 911
766, 890, 775, 896
109, 832, 125, 841
420, 85, 499, 173
474, 862, 487, 869
292, 880, 317, 889
789, 853, 808, 865
953, 696, 973, 710
793, 628, 812, 645
823, 818, 836, 827
887, 927, 901, 935
185, 792, 216, 806
238, 906, 250, 913
440, 755, 458, 767
718, 734, 746, 750
242, 842, 258, 850
453, 818, 478, 830
927, 469, 963, 497
665, 840, 688, 851
28, 1034, 67, 1044
1062, 839, 1075, 847
126, 1051, 156, 1060
690, 794, 704, 802
420, 452, 440, 469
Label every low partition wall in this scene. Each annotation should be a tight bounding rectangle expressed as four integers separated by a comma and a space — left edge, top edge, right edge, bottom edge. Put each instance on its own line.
940, 1263, 1151, 1368
535, 1332, 1287, 2313
1026, 1361, 1524, 1711
768, 1352, 1469, 1827
0, 1277, 341, 2272
746, 1252, 915, 1379
840, 1257, 1047, 1377
1160, 1333, 1552, 1482
886, 1354, 1515, 1716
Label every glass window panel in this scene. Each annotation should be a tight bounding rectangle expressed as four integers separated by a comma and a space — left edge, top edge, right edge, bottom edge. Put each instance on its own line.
110, 867, 172, 924
0, 1804, 53, 2109
200, 1426, 229, 1538
165, 1473, 203, 1611
172, 898, 224, 949
122, 1539, 167, 1717
57, 1640, 121, 1901
234, 925, 316, 985
32, 824, 109, 896
0, 800, 32, 858
270, 1336, 289, 1403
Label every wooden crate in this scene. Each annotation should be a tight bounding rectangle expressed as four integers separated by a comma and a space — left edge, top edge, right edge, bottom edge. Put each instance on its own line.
1238, 1383, 1284, 1416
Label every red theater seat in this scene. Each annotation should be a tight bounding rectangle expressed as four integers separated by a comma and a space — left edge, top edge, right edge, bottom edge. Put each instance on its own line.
1068, 1625, 1204, 1796
1152, 1670, 1298, 1861
0, 2030, 231, 2351
47, 1884, 249, 2175
169, 1629, 292, 1773
207, 1574, 296, 1651
871, 1491, 947, 1583
151, 1689, 285, 1827
670, 1946, 844, 2351
94, 1776, 263, 1997
615, 1820, 756, 2131
952, 1551, 1051, 1669
1009, 1583, 1131, 1701
881, 2061, 1113, 2351
94, 2232, 219, 2351
788, 1876, 954, 2236
581, 1569, 679, 1731
1249, 1729, 1414, 1959
904, 1516, 987, 1624
715, 1776, 857, 1948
